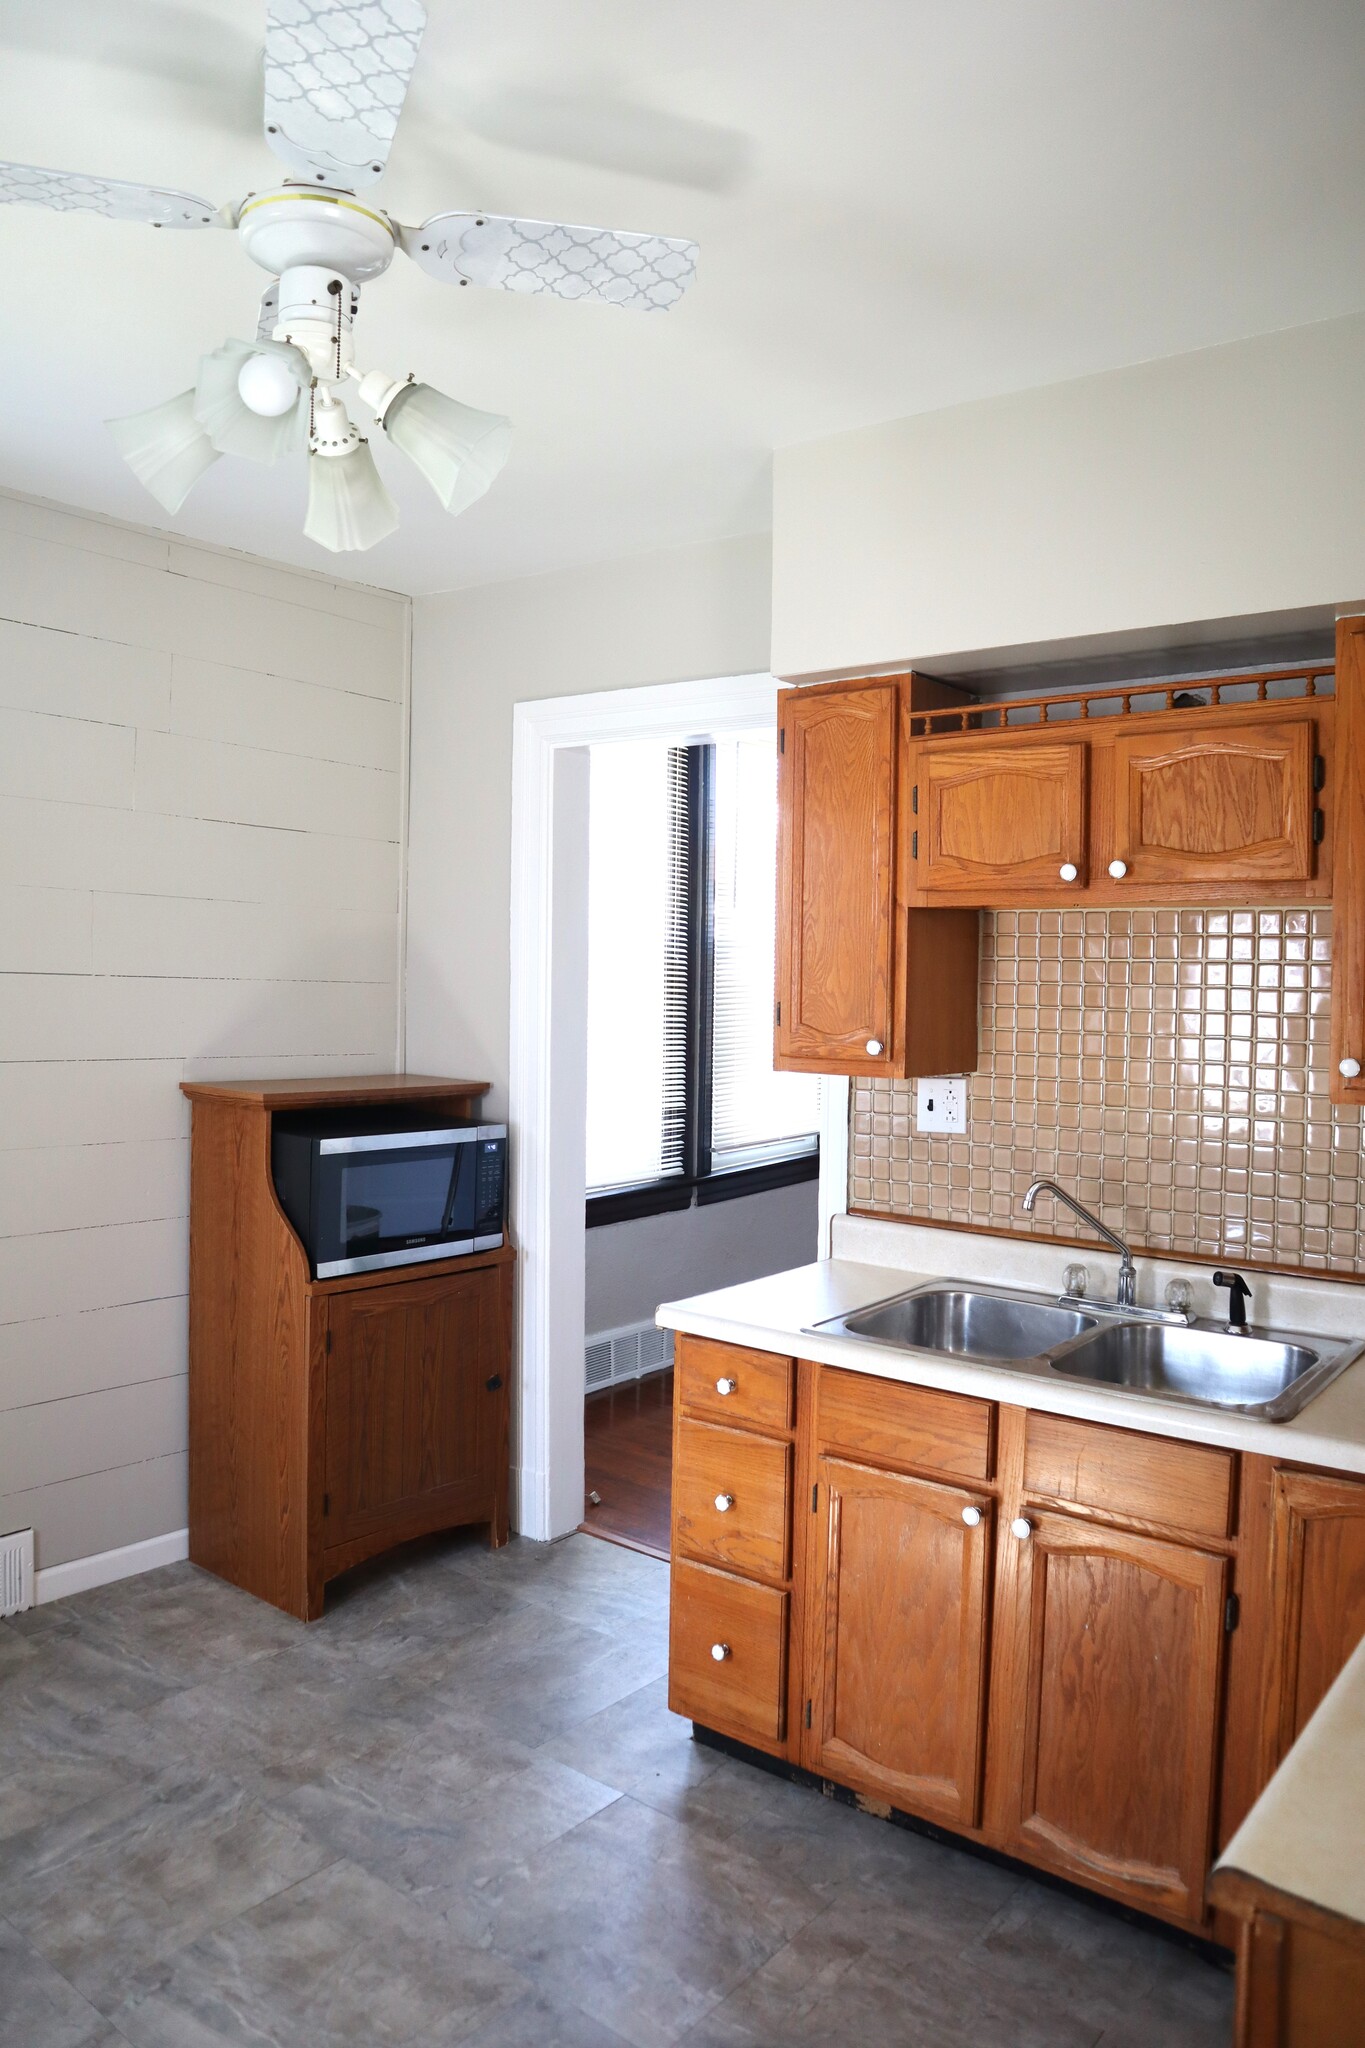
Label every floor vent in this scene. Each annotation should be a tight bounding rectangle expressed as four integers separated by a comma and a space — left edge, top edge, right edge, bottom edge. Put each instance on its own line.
0, 1528, 34, 1617
585, 1321, 674, 1392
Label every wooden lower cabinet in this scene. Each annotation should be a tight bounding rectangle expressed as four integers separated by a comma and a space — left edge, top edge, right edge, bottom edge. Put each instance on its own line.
323, 1266, 509, 1567
991, 1507, 1228, 1924
669, 1340, 1365, 1944
806, 1454, 993, 1825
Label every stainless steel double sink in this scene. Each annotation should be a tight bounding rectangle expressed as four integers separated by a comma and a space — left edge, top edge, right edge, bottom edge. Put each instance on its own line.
807, 1283, 1365, 1422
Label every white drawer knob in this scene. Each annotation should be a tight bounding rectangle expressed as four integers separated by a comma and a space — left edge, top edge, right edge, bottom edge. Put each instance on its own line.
1340, 1058, 1361, 1080
714, 1492, 735, 1513
961, 1505, 982, 1528
1012, 1517, 1034, 1541
866, 1038, 884, 1056
715, 1376, 737, 1396
1108, 859, 1128, 879
1058, 862, 1078, 883
710, 1641, 731, 1662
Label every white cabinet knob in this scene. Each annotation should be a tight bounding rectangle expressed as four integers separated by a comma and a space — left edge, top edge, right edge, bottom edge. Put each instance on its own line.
715, 1377, 737, 1396
1011, 1517, 1034, 1541
710, 1641, 731, 1662
1340, 1059, 1361, 1080
714, 1493, 735, 1513
1108, 859, 1128, 879
866, 1038, 884, 1056
961, 1505, 982, 1528
1058, 862, 1078, 883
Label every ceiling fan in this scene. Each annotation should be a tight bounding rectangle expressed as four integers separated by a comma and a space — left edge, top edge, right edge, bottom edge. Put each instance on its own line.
0, 0, 699, 553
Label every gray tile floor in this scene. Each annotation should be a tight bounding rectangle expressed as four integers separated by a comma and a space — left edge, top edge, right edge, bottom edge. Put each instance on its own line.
0, 1532, 1234, 2047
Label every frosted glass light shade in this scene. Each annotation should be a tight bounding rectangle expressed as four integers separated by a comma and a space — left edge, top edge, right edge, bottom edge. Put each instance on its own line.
304, 442, 399, 552
383, 381, 511, 514
195, 337, 309, 462
106, 388, 220, 513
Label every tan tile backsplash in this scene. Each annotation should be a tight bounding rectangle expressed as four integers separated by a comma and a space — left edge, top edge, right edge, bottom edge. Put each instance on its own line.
849, 907, 1365, 1274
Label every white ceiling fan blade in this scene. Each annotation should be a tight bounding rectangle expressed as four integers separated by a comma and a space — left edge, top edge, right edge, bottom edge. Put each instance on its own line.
0, 161, 222, 228
264, 0, 427, 189
398, 214, 697, 312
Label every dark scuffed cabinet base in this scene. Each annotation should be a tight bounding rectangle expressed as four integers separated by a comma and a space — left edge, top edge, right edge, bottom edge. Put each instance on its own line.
182, 1075, 512, 1621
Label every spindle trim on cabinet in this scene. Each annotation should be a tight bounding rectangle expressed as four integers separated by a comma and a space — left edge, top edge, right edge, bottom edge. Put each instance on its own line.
181, 1076, 512, 1621
667, 1332, 1365, 1938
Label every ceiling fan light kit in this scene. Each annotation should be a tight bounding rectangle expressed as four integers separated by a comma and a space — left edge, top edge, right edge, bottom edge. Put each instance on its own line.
0, 0, 699, 554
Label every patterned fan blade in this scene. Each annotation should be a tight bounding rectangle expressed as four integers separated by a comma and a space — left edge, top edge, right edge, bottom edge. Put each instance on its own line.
0, 161, 221, 227
398, 213, 697, 312
264, 0, 427, 188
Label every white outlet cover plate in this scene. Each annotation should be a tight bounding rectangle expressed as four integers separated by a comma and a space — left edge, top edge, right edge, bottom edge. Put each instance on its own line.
915, 1075, 967, 1133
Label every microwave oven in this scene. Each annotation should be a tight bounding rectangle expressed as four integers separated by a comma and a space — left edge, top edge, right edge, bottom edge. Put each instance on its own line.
271, 1109, 508, 1279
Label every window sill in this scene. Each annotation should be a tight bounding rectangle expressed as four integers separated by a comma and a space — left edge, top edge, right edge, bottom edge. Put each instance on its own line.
586, 1148, 818, 1228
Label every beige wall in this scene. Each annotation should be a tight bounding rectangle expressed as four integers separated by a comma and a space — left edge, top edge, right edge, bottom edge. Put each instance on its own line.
772, 312, 1365, 680
0, 491, 408, 1572
404, 532, 773, 1112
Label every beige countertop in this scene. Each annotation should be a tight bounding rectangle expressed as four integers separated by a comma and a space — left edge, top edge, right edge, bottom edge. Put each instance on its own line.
655, 1214, 1365, 1476
1214, 1633, 1365, 1926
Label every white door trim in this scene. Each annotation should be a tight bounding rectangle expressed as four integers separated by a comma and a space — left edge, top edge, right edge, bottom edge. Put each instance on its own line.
509, 670, 798, 1541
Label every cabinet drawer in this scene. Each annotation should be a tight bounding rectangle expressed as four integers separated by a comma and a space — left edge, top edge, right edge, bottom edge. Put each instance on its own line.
677, 1336, 794, 1433
816, 1366, 994, 1481
1024, 1412, 1234, 1541
669, 1558, 788, 1746
674, 1419, 791, 1582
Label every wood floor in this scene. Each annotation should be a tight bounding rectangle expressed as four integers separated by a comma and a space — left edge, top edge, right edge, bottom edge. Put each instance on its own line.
580, 1367, 673, 1560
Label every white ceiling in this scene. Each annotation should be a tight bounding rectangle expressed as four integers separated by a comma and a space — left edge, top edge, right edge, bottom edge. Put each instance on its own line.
1, 0, 1363, 597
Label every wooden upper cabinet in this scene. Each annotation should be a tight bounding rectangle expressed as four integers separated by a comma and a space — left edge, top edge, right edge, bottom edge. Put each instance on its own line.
1264, 1468, 1365, 1772
807, 1453, 993, 1825
994, 1508, 1227, 1924
776, 678, 897, 1069
324, 1266, 504, 1553
774, 676, 979, 1077
1332, 617, 1365, 1104
911, 739, 1088, 898
1107, 714, 1317, 889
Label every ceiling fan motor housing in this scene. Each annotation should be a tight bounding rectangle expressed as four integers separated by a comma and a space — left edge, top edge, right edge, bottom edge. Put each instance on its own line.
237, 187, 396, 283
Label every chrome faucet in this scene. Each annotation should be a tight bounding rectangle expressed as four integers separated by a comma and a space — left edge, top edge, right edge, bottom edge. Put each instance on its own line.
1022, 1179, 1137, 1308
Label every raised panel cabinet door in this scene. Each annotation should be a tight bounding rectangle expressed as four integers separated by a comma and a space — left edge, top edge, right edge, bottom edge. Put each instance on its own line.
1266, 1469, 1365, 1768
1331, 617, 1365, 1103
807, 1455, 993, 1825
775, 681, 898, 1068
1000, 1510, 1227, 1923
914, 740, 1088, 896
1110, 716, 1316, 887
325, 1270, 502, 1547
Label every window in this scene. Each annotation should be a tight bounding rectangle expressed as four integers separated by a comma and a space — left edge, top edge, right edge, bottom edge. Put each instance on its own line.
585, 730, 820, 1222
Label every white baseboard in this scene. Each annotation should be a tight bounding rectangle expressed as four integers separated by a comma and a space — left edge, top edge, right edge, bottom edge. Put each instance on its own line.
35, 1527, 189, 1606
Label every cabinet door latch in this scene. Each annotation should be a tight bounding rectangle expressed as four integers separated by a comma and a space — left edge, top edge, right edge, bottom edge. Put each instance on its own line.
486, 1373, 503, 1392
1224, 1592, 1240, 1634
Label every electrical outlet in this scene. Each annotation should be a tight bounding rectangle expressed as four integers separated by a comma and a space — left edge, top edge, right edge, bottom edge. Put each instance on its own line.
915, 1076, 967, 1133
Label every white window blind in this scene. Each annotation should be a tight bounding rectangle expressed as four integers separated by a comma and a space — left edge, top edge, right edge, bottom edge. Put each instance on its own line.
710, 734, 819, 1171
585, 741, 688, 1192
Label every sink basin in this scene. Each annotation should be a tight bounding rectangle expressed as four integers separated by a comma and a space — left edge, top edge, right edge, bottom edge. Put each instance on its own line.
1050, 1320, 1351, 1421
832, 1288, 1097, 1361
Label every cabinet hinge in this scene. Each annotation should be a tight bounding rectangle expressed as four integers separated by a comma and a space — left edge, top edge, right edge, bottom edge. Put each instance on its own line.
324, 1329, 332, 1353
804, 1699, 812, 1730
811, 1482, 819, 1514
911, 829, 919, 859
322, 1492, 330, 1516
1314, 753, 1326, 791
779, 727, 786, 754
775, 999, 781, 1027
1313, 808, 1325, 844
1225, 1592, 1240, 1634
911, 782, 919, 815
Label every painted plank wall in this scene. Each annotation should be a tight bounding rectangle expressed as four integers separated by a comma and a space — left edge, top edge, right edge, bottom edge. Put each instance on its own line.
0, 490, 409, 1571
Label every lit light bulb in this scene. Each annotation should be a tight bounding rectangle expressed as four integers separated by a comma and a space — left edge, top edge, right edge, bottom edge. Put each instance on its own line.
237, 352, 301, 418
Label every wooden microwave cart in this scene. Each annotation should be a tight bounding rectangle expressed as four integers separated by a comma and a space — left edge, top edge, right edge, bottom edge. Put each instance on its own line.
180, 1074, 512, 1621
